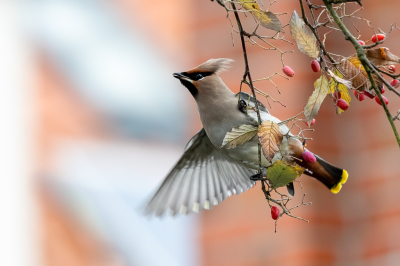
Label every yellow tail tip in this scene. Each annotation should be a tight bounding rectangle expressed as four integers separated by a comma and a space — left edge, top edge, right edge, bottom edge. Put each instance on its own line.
330, 169, 348, 194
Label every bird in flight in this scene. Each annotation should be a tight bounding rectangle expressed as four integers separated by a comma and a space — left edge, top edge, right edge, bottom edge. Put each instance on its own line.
145, 58, 348, 217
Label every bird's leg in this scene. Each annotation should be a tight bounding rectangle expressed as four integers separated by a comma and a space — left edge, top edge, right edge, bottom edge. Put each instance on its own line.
250, 173, 265, 181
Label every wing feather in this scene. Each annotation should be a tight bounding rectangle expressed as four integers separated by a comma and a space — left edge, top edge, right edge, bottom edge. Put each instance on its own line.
145, 129, 256, 216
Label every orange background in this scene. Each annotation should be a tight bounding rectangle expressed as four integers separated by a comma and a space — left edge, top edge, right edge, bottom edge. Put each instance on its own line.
8, 0, 400, 265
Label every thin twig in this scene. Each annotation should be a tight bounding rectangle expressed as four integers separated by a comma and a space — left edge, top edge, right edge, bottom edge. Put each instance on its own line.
231, 3, 264, 173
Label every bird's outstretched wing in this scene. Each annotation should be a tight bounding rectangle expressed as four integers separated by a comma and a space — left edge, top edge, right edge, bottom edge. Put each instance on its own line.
145, 129, 256, 217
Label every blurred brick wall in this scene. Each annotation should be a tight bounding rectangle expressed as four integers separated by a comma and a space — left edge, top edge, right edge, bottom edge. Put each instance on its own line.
194, 1, 400, 266
35, 1, 400, 265
36, 0, 196, 265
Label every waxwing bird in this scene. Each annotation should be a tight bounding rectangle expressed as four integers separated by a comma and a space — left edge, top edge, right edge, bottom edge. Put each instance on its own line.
145, 58, 348, 217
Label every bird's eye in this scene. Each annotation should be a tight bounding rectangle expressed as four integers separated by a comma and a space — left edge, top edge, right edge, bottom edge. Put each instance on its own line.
194, 73, 204, 81
238, 100, 247, 114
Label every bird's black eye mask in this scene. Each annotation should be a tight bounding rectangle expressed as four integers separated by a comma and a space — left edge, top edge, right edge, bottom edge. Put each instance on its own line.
238, 100, 247, 114
182, 71, 213, 81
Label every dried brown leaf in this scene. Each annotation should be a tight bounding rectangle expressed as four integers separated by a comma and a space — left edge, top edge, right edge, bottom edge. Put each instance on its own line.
340, 56, 383, 93
222, 124, 258, 149
258, 121, 283, 163
366, 48, 400, 66
304, 75, 329, 124
289, 10, 319, 59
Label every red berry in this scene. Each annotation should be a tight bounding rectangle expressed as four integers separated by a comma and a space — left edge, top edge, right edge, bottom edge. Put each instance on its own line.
282, 66, 295, 77
305, 119, 316, 126
375, 95, 389, 106
390, 79, 400, 88
353, 91, 366, 101
358, 40, 365, 45
311, 60, 320, 72
271, 206, 280, 220
302, 151, 316, 163
333, 91, 342, 100
389, 65, 396, 73
363, 91, 375, 99
381, 86, 385, 94
371, 34, 385, 43
337, 99, 349, 111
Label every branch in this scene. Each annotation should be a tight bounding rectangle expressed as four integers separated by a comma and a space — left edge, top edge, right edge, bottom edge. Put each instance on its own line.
325, 0, 362, 5
231, 3, 264, 172
299, 0, 338, 67
323, 0, 400, 148
394, 110, 400, 122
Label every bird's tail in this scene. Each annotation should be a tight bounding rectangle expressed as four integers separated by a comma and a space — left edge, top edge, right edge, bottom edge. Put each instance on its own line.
288, 138, 348, 193
312, 156, 348, 194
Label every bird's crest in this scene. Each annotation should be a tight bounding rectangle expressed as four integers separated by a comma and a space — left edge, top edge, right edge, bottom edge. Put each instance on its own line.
191, 58, 234, 75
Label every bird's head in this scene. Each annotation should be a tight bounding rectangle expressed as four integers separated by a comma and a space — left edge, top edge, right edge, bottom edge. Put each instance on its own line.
173, 58, 234, 98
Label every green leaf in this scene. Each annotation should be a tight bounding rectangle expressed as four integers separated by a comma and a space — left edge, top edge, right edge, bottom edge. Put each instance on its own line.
304, 75, 329, 125
222, 124, 258, 149
289, 10, 319, 59
267, 161, 302, 189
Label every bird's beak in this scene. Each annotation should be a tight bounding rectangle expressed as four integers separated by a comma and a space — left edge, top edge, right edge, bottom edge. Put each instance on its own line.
173, 72, 192, 83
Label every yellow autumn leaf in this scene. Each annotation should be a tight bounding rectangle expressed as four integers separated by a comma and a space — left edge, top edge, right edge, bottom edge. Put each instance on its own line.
254, 11, 283, 32
289, 10, 319, 59
328, 69, 351, 115
258, 121, 283, 163
237, 0, 259, 11
238, 0, 282, 32
304, 75, 329, 125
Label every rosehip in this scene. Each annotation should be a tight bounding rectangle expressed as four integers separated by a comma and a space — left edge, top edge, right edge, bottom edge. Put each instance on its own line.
389, 65, 396, 73
337, 99, 349, 111
363, 91, 375, 99
375, 95, 389, 106
381, 86, 385, 94
390, 79, 400, 88
371, 33, 385, 43
282, 66, 295, 77
358, 40, 365, 45
305, 119, 316, 126
302, 151, 316, 163
353, 90, 366, 101
311, 60, 320, 72
332, 91, 342, 100
271, 206, 280, 220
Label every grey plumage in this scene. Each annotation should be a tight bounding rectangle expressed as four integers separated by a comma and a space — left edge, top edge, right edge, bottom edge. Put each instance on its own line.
144, 128, 255, 216
145, 58, 348, 217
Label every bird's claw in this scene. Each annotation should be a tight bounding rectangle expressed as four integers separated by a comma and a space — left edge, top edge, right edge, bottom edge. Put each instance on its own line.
250, 173, 265, 181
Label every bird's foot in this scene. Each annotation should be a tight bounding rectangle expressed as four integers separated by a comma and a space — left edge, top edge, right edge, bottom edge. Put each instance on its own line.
250, 173, 266, 181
